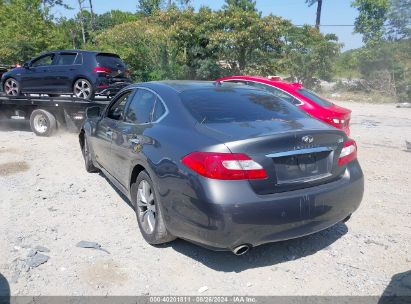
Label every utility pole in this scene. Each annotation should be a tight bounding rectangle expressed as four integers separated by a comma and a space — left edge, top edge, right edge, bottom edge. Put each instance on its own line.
315, 0, 322, 30
78, 0, 86, 44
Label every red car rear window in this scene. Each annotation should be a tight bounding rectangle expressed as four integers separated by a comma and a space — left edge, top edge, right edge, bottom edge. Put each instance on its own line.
297, 88, 333, 107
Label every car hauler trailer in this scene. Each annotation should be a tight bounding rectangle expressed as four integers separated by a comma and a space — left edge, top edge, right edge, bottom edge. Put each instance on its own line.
0, 94, 108, 136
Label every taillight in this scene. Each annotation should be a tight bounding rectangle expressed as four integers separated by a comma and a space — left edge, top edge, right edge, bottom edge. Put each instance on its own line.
125, 69, 130, 77
93, 67, 111, 74
181, 152, 267, 180
338, 139, 357, 166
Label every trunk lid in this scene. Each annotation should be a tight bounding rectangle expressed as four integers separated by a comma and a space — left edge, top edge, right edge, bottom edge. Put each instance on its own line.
200, 120, 347, 194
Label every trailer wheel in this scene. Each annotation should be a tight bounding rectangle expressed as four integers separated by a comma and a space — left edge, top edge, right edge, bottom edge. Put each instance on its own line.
29, 109, 57, 137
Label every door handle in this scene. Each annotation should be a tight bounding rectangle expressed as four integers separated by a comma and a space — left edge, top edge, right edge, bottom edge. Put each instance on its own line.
129, 138, 140, 145
106, 130, 113, 138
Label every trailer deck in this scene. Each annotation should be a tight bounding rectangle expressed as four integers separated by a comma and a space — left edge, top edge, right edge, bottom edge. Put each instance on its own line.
0, 94, 109, 136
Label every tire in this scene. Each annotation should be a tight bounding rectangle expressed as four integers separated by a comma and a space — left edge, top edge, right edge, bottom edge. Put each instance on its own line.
131, 171, 175, 245
82, 136, 99, 173
3, 78, 21, 96
73, 78, 94, 100
29, 109, 57, 137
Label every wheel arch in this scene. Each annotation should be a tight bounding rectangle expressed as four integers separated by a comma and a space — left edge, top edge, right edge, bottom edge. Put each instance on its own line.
130, 164, 147, 192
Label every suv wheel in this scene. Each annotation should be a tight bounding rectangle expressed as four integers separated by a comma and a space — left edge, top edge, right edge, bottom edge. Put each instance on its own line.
73, 79, 94, 100
4, 78, 21, 96
131, 171, 176, 245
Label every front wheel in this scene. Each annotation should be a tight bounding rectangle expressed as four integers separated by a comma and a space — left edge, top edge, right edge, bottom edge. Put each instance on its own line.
131, 171, 175, 245
73, 79, 94, 100
3, 78, 21, 96
29, 109, 57, 137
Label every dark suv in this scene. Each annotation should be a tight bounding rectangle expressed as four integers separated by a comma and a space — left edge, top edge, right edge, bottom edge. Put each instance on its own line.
1, 50, 132, 100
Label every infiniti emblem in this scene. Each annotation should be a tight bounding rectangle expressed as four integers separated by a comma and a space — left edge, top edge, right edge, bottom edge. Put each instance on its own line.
302, 135, 314, 143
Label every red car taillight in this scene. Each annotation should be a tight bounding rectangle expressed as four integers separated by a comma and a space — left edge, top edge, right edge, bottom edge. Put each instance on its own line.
181, 152, 267, 180
93, 67, 111, 74
338, 139, 357, 166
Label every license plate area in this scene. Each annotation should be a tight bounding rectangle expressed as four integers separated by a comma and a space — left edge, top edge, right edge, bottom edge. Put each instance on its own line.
272, 149, 333, 185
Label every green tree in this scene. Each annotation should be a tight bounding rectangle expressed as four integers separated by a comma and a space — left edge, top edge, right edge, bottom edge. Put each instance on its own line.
0, 0, 70, 63
281, 26, 341, 88
386, 0, 411, 40
352, 0, 390, 45
138, 0, 163, 15
223, 0, 257, 12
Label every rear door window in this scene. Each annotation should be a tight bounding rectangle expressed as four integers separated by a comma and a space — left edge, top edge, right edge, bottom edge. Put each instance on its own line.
297, 88, 333, 107
74, 53, 83, 65
96, 54, 125, 69
107, 91, 133, 120
56, 53, 77, 65
180, 88, 307, 123
153, 99, 166, 121
125, 89, 156, 124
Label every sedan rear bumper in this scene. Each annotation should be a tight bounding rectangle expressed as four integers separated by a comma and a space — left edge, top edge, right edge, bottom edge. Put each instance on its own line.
164, 161, 364, 250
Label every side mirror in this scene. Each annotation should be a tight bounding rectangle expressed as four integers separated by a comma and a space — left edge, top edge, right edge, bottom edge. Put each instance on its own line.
86, 106, 101, 118
23, 62, 31, 69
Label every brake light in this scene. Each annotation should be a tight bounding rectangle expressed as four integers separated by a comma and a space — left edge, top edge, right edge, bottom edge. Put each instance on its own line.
338, 139, 357, 166
93, 67, 111, 74
181, 152, 267, 180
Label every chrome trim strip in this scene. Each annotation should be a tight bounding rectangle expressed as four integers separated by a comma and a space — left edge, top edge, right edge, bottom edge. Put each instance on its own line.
266, 147, 332, 158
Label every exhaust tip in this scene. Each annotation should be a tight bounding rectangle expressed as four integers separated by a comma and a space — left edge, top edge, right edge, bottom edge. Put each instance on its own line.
343, 214, 352, 223
232, 244, 250, 256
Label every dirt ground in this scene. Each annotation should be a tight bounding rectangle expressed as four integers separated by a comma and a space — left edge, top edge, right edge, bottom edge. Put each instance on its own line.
0, 101, 410, 297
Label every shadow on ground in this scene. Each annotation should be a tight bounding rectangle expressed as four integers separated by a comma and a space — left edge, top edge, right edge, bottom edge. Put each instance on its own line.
0, 119, 31, 133
102, 163, 348, 272
0, 273, 10, 304
168, 223, 347, 272
378, 270, 411, 304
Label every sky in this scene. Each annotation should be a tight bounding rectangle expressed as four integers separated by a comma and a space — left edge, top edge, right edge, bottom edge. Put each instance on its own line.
53, 0, 364, 51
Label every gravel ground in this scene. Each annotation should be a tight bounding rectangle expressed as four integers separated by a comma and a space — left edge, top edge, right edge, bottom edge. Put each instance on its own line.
0, 101, 410, 296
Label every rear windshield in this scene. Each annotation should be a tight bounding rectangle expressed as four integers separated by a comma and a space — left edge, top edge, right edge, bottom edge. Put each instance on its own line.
96, 54, 125, 68
180, 88, 307, 123
297, 88, 333, 107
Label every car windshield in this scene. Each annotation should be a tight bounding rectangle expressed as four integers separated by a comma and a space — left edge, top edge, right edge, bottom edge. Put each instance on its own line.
297, 88, 333, 107
180, 88, 307, 123
96, 54, 125, 68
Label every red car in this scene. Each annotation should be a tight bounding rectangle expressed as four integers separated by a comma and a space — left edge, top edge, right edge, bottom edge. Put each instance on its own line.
216, 76, 351, 135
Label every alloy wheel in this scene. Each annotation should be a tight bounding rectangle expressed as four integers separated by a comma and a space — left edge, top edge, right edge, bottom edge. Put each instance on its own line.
136, 180, 157, 234
74, 80, 91, 99
32, 113, 48, 134
4, 79, 19, 96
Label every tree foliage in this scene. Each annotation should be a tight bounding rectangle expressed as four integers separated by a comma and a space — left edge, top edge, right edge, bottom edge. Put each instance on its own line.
0, 0, 341, 88
386, 0, 411, 40
352, 0, 391, 44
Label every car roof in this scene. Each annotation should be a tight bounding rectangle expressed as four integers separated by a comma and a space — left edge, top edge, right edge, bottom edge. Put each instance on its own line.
129, 80, 256, 93
217, 75, 303, 91
39, 50, 119, 56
